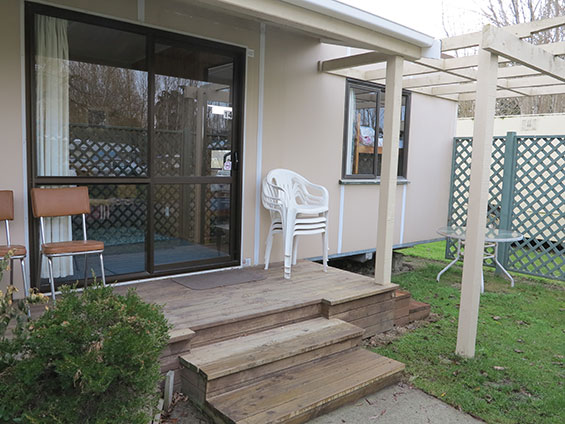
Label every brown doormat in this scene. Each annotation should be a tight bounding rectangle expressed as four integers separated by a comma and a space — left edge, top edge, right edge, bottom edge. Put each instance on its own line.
172, 268, 266, 290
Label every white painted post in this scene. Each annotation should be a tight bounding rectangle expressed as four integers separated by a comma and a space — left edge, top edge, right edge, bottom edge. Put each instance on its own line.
456, 46, 498, 358
374, 55, 403, 284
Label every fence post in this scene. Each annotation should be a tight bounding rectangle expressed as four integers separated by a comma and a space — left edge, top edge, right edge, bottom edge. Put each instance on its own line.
496, 131, 518, 274
445, 137, 460, 259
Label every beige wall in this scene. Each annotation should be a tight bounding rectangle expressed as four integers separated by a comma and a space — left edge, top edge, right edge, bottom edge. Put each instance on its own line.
0, 0, 457, 295
0, 0, 27, 294
457, 113, 565, 137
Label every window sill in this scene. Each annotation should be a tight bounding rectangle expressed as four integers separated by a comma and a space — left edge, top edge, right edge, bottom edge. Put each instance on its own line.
339, 178, 410, 186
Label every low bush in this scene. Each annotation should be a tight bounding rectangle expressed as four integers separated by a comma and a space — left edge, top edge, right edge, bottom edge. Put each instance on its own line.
0, 279, 171, 424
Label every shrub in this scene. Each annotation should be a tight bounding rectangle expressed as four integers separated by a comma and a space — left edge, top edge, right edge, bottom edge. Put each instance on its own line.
0, 282, 171, 424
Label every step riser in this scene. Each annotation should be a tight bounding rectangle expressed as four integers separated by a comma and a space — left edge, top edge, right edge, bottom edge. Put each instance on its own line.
190, 303, 321, 348
207, 337, 362, 398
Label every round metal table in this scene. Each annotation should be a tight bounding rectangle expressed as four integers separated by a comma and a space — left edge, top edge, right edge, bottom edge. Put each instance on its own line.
436, 226, 523, 293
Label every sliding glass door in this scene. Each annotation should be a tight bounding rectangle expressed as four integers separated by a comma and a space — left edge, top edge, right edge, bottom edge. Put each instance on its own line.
27, 4, 244, 289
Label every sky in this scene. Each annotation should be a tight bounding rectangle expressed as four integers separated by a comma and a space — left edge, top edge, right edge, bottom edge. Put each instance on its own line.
339, 0, 493, 38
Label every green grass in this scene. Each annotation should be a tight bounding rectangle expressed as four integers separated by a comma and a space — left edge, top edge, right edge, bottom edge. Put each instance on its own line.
400, 240, 450, 262
371, 255, 565, 424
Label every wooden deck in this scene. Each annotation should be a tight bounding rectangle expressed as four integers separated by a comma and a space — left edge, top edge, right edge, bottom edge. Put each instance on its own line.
114, 260, 399, 344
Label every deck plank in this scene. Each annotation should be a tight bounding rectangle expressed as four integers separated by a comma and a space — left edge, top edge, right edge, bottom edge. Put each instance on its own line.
101, 261, 395, 336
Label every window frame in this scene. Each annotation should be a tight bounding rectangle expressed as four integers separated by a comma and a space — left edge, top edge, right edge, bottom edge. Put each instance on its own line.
341, 78, 411, 181
24, 1, 246, 288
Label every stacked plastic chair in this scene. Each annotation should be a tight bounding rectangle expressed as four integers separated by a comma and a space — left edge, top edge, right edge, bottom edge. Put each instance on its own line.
262, 169, 329, 279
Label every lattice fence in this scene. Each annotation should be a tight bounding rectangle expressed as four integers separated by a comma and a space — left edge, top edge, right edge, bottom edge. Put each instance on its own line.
447, 132, 564, 281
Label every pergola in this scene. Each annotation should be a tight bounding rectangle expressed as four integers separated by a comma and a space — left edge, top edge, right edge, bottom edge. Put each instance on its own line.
319, 17, 565, 358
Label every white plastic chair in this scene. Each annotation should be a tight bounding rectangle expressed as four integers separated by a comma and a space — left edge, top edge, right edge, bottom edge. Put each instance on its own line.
262, 169, 329, 279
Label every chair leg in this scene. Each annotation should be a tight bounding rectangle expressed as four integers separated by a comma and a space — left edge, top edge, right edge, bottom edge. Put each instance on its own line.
47, 256, 56, 302
322, 229, 328, 272
9, 258, 14, 285
83, 254, 88, 287
264, 226, 275, 270
292, 236, 299, 266
99, 253, 106, 286
20, 257, 29, 298
283, 226, 294, 280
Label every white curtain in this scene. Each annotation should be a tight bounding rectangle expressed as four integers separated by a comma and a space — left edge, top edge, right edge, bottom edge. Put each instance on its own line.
35, 15, 73, 278
345, 88, 356, 175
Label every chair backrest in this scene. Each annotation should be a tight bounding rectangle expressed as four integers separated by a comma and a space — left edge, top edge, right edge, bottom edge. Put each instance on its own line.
0, 190, 14, 221
31, 187, 91, 218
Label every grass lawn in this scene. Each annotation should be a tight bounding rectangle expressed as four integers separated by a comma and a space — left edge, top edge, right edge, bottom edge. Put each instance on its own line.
371, 244, 565, 424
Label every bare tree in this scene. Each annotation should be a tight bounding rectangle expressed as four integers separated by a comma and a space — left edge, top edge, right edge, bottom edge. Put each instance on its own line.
458, 0, 565, 117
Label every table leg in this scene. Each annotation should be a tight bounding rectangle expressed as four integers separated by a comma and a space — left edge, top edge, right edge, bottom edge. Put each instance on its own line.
493, 242, 515, 287
437, 238, 461, 282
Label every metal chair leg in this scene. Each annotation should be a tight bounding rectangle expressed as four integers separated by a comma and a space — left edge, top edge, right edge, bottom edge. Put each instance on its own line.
9, 258, 14, 285
99, 253, 106, 286
47, 256, 56, 302
83, 254, 88, 287
20, 257, 29, 298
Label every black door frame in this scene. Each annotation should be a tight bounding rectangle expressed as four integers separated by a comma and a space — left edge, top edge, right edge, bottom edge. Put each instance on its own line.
25, 2, 245, 290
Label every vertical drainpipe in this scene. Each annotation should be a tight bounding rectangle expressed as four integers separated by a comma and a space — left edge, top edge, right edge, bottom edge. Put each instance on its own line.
253, 23, 266, 265
137, 0, 145, 22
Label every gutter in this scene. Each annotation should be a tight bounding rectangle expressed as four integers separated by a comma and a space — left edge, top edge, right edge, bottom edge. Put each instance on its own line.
280, 0, 441, 58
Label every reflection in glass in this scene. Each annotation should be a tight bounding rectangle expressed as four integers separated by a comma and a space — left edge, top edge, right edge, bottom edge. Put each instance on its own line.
153, 43, 233, 177
154, 184, 231, 266
35, 15, 148, 177
345, 85, 378, 176
38, 184, 147, 287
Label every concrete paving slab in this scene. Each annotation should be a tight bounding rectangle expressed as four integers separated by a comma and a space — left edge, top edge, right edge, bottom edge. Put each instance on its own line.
163, 382, 483, 423
308, 382, 483, 424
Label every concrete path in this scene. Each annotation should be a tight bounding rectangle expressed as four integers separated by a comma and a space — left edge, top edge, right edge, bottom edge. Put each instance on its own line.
308, 382, 483, 424
163, 382, 483, 423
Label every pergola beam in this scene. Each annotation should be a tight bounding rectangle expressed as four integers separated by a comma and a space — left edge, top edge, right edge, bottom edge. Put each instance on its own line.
441, 15, 565, 51
319, 51, 390, 73
482, 25, 565, 82
458, 83, 565, 101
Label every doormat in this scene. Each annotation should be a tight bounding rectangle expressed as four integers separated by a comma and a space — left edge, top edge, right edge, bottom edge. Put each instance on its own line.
172, 269, 266, 290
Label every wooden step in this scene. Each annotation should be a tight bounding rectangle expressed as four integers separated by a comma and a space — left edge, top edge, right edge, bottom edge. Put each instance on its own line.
408, 299, 431, 321
180, 318, 364, 401
208, 348, 405, 424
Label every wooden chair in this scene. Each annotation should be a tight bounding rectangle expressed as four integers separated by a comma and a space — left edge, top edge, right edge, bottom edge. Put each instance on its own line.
0, 190, 29, 297
31, 187, 105, 301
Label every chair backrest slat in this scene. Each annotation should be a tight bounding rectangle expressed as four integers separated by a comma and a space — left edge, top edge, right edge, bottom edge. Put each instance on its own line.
31, 187, 91, 218
0, 191, 14, 221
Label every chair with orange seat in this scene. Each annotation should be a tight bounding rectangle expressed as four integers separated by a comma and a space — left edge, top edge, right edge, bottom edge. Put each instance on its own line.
31, 186, 105, 301
0, 190, 29, 297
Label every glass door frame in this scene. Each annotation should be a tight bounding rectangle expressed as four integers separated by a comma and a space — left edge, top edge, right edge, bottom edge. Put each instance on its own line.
25, 2, 245, 290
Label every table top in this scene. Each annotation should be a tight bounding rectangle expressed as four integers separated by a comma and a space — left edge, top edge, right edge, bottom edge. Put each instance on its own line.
437, 226, 523, 243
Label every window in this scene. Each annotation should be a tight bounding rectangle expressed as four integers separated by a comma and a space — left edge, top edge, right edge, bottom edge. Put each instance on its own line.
342, 79, 410, 179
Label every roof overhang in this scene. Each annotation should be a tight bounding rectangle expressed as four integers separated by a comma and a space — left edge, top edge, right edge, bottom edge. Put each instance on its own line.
184, 0, 440, 60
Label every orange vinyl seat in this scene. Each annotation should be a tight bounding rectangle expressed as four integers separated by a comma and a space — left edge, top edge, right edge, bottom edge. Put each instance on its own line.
0, 245, 27, 257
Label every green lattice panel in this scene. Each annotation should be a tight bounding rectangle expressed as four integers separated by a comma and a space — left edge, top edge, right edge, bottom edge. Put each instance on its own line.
446, 136, 506, 264
446, 134, 564, 281
505, 135, 564, 280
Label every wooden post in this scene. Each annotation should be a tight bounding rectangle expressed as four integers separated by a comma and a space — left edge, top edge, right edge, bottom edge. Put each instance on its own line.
374, 55, 403, 284
456, 47, 498, 358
